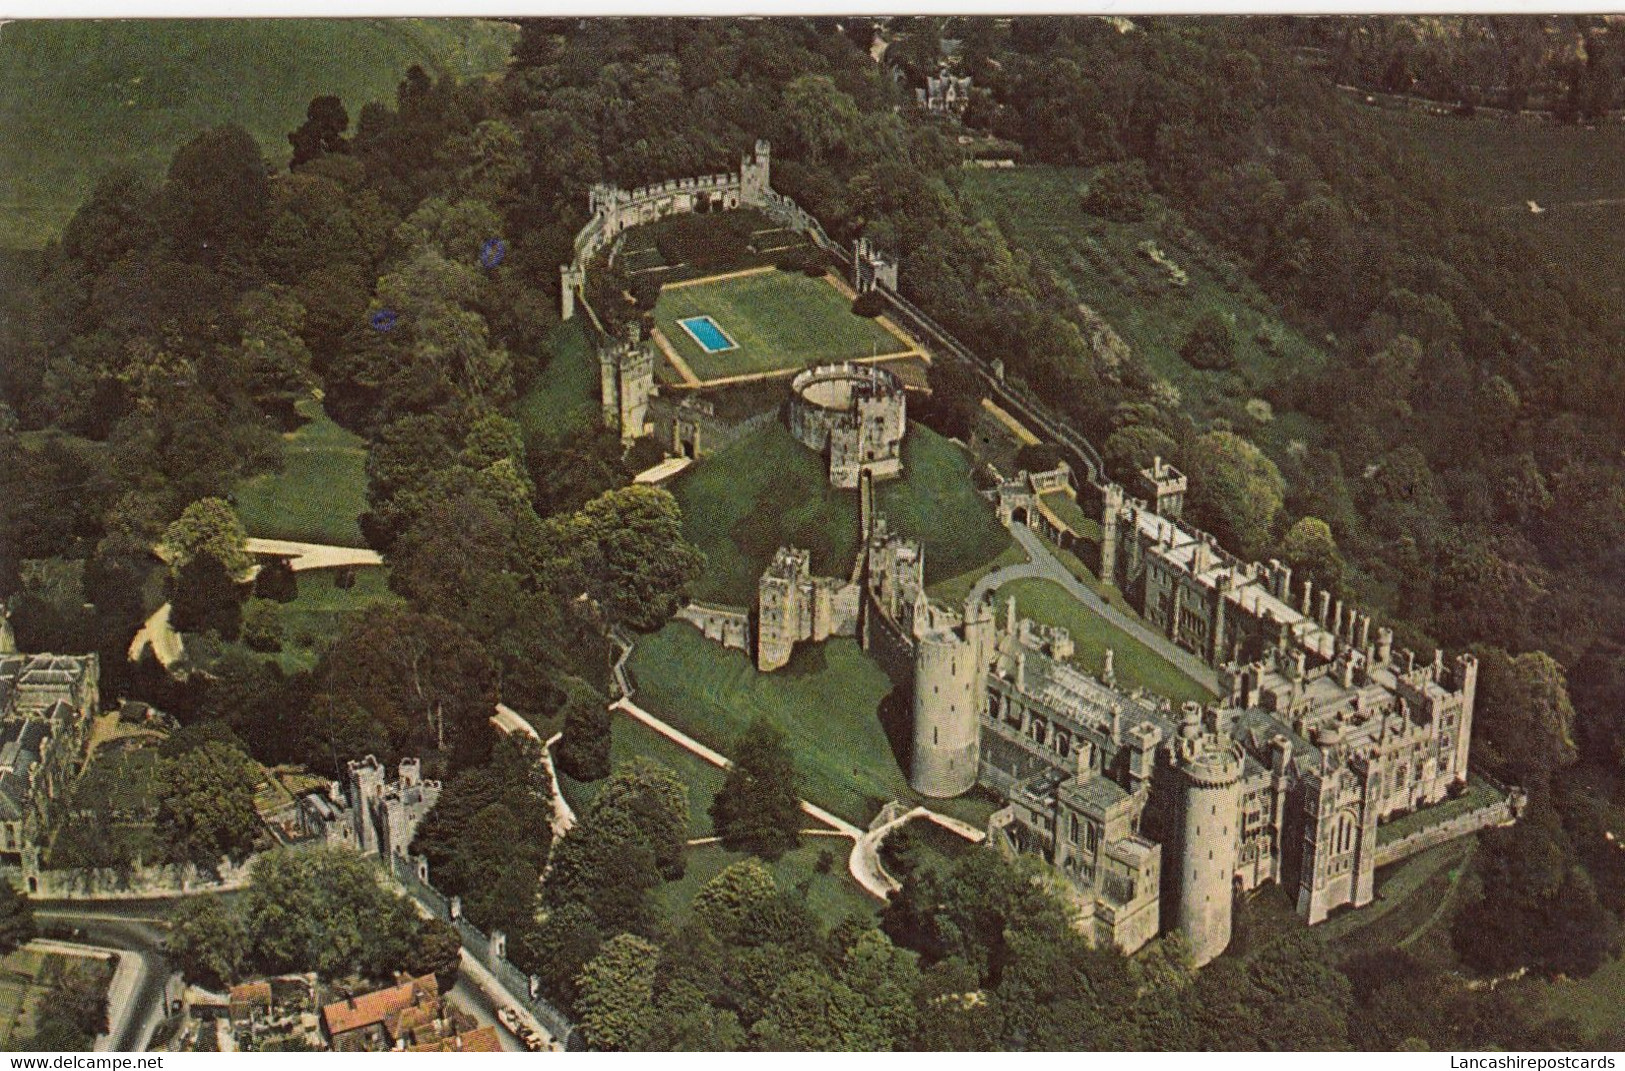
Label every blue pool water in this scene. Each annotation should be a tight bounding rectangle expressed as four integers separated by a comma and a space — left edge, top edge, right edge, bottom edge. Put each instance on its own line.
678, 315, 738, 353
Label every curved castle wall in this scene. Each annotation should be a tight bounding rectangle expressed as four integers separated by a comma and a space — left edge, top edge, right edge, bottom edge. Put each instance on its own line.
910, 629, 982, 798
788, 363, 907, 489
1177, 736, 1243, 966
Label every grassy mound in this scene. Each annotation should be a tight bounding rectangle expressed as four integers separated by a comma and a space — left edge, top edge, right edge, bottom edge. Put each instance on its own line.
674, 419, 1012, 607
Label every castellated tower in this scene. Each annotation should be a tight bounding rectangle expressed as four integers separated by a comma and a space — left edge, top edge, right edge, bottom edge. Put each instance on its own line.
346, 755, 386, 857
740, 139, 771, 207
909, 597, 993, 798
599, 323, 655, 442
1172, 702, 1243, 967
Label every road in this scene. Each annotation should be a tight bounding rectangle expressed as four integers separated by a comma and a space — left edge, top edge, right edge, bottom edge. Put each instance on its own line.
971, 524, 1220, 694
35, 907, 174, 1053
449, 971, 527, 1053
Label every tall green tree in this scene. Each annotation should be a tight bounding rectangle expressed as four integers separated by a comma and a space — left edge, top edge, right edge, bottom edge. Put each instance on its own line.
1182, 431, 1286, 560
555, 676, 612, 783
154, 739, 262, 870
576, 933, 659, 1051
592, 758, 689, 879
710, 719, 802, 861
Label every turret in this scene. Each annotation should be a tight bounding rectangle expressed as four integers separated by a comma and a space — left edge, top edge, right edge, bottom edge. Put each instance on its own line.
910, 624, 983, 799
1173, 703, 1242, 966
740, 139, 771, 206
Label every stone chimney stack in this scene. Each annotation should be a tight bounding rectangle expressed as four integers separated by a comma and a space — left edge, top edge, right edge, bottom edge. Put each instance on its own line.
1301, 578, 1313, 617
1358, 615, 1372, 651
1317, 589, 1332, 627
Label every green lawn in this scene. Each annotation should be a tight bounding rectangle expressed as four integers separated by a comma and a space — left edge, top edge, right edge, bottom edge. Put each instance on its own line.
0, 948, 115, 1051
927, 543, 1028, 609
559, 714, 727, 838
270, 566, 402, 673
991, 578, 1216, 706
233, 398, 368, 547
954, 165, 1331, 439
558, 712, 880, 927
1376, 774, 1504, 846
0, 19, 517, 249
674, 420, 1012, 606
516, 318, 599, 447
627, 623, 998, 831
1321, 838, 1476, 965
652, 269, 903, 382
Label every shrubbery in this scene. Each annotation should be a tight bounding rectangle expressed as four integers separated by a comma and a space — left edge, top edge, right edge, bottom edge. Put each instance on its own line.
852, 290, 887, 317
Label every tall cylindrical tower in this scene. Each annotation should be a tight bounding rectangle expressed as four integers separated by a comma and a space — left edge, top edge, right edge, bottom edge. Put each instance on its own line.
910, 629, 980, 798
1175, 707, 1242, 967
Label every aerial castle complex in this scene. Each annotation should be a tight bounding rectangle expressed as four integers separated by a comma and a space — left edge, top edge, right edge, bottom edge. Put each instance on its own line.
563, 139, 1511, 968
910, 457, 1496, 963
736, 429, 1502, 965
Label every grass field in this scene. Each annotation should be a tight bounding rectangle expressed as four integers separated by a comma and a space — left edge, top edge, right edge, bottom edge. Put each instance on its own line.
990, 578, 1216, 705
0, 19, 517, 249
516, 319, 599, 447
674, 420, 1012, 606
558, 711, 880, 925
1378, 109, 1625, 301
627, 623, 999, 831
233, 398, 368, 548
270, 566, 401, 673
558, 714, 727, 838
652, 268, 906, 383
954, 165, 1331, 442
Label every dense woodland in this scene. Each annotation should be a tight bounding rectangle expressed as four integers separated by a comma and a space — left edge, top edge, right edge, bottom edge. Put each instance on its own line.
3, 16, 1625, 1049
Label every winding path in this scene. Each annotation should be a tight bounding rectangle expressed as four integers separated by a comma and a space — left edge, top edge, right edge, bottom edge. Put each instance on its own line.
242, 537, 381, 572
972, 524, 1220, 694
491, 703, 576, 838
608, 697, 984, 900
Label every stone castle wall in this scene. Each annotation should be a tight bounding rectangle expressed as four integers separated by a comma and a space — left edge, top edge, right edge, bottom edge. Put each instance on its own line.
788, 364, 907, 489
676, 602, 751, 653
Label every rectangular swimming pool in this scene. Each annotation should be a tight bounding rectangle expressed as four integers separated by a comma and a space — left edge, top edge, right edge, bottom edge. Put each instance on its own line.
677, 315, 738, 354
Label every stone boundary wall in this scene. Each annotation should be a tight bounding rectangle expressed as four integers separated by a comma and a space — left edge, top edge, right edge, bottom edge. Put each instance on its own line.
23, 855, 260, 900
388, 852, 578, 1048
1373, 794, 1520, 869
677, 602, 751, 652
